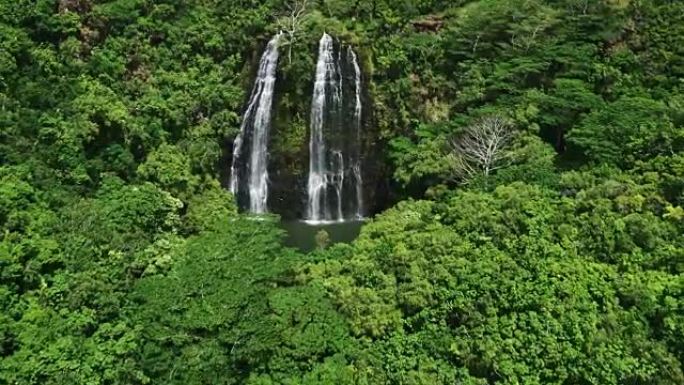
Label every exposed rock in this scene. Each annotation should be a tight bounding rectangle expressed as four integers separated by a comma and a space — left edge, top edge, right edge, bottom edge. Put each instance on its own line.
411, 15, 444, 32
58, 0, 91, 14
150, 32, 166, 46
79, 25, 99, 46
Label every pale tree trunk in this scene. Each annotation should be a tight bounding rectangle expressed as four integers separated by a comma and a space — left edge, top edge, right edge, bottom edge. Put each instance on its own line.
449, 115, 515, 183
278, 0, 309, 64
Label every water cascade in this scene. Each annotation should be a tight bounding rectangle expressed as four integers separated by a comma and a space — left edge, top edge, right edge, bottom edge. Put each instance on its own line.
306, 33, 364, 223
230, 33, 282, 214
349, 47, 364, 219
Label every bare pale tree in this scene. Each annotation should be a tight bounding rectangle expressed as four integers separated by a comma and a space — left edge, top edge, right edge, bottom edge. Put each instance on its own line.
449, 115, 516, 181
277, 0, 310, 64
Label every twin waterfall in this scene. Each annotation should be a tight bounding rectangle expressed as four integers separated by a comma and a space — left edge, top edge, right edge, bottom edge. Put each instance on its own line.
306, 33, 364, 223
230, 33, 364, 222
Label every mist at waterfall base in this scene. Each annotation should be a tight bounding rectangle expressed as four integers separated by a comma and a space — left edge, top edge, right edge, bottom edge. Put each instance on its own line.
280, 219, 364, 252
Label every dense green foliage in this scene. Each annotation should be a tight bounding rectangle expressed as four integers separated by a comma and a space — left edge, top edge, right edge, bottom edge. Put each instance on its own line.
2, 0, 684, 384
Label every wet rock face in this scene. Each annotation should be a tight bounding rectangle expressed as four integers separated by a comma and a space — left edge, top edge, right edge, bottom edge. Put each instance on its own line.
267, 37, 390, 221
411, 15, 444, 32
268, 168, 308, 220
266, 80, 390, 220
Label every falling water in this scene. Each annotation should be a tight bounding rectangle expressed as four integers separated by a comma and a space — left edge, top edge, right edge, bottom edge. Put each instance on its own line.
306, 33, 364, 223
307, 33, 338, 222
348, 47, 364, 219
230, 33, 281, 214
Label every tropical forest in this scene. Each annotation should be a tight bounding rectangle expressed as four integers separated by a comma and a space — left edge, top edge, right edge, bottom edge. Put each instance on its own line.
2, 0, 684, 384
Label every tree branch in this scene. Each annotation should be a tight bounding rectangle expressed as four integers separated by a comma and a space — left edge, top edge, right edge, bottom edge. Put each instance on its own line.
449, 115, 515, 182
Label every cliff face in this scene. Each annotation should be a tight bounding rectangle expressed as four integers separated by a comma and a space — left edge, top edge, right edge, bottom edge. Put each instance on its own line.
224, 34, 390, 220
266, 38, 389, 220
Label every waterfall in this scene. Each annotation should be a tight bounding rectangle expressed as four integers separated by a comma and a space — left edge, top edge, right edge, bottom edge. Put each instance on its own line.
230, 33, 281, 214
349, 47, 364, 219
306, 33, 337, 222
306, 33, 364, 223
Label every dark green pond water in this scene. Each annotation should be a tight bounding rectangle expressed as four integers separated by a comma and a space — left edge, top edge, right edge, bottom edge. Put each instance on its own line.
280, 220, 365, 252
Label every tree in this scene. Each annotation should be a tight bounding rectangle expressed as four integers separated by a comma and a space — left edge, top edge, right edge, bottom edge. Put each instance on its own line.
277, 0, 310, 64
137, 144, 199, 201
4, 0, 684, 383
315, 229, 330, 249
131, 219, 354, 384
567, 96, 681, 167
449, 115, 516, 181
